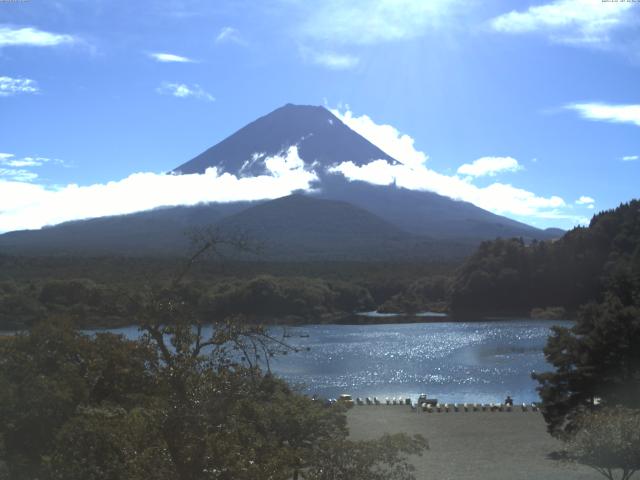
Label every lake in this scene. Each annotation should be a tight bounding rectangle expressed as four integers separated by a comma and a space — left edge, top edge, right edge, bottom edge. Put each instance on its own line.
101, 319, 570, 405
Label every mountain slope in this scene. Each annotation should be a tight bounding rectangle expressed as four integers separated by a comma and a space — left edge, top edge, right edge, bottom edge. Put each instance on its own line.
174, 103, 397, 176
316, 175, 557, 240
216, 194, 471, 260
0, 195, 473, 259
0, 203, 252, 255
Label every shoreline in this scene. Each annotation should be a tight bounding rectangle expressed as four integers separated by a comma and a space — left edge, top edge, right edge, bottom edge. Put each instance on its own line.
1, 314, 570, 334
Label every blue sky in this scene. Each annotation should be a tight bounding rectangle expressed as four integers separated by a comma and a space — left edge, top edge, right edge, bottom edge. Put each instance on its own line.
1, 0, 639, 232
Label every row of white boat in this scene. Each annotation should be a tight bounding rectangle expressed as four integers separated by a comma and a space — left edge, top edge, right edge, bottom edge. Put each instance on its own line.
352, 397, 540, 412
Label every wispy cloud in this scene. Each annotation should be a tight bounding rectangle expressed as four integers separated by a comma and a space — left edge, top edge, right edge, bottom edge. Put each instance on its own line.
0, 168, 39, 182
490, 0, 638, 46
0, 154, 66, 182
0, 154, 64, 168
622, 155, 639, 162
215, 26, 245, 45
301, 48, 359, 70
2, 157, 43, 168
331, 108, 573, 223
0, 147, 317, 232
0, 76, 39, 96
0, 26, 77, 47
297, 0, 465, 45
156, 82, 214, 101
457, 157, 522, 177
566, 102, 640, 127
149, 52, 195, 63
575, 195, 595, 205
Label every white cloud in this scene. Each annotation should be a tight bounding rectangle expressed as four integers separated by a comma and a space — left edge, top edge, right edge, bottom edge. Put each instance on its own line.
156, 82, 214, 102
303, 49, 360, 70
622, 155, 639, 161
328, 159, 566, 218
575, 195, 595, 205
330, 108, 427, 168
215, 27, 245, 45
4, 158, 42, 167
0, 147, 318, 233
457, 156, 522, 177
566, 102, 640, 127
298, 0, 465, 45
490, 0, 637, 46
328, 108, 571, 222
0, 168, 39, 182
0, 26, 76, 47
149, 52, 194, 63
0, 154, 63, 168
0, 76, 39, 96
0, 154, 66, 183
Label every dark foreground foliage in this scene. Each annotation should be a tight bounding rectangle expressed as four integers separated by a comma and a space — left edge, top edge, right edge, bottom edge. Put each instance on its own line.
0, 320, 427, 480
450, 199, 640, 317
533, 287, 640, 438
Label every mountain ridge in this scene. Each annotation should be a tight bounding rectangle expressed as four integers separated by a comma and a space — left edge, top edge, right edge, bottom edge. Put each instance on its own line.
174, 103, 398, 176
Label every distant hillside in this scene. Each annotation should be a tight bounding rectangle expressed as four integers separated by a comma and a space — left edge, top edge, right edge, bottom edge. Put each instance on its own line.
0, 195, 473, 260
216, 194, 472, 260
0, 202, 252, 256
449, 200, 640, 317
316, 175, 560, 241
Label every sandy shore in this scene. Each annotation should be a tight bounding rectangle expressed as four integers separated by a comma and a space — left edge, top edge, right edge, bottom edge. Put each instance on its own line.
347, 405, 601, 480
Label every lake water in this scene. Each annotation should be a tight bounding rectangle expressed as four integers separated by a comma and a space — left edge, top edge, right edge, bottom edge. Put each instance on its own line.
102, 319, 570, 405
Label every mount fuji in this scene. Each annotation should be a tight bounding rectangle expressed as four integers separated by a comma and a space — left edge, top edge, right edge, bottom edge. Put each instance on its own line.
0, 104, 561, 259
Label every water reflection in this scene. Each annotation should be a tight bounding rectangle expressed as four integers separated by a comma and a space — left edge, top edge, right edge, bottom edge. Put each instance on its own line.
268, 320, 570, 404
94, 319, 570, 404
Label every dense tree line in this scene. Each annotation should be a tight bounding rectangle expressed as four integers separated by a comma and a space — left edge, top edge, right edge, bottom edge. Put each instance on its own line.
0, 276, 375, 329
450, 200, 640, 317
0, 260, 454, 330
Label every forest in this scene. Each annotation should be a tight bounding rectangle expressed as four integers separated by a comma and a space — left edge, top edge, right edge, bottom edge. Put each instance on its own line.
0, 256, 453, 330
449, 200, 640, 318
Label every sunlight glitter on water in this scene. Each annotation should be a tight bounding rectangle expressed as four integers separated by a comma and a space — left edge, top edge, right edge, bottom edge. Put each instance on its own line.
95, 319, 571, 404
268, 320, 572, 403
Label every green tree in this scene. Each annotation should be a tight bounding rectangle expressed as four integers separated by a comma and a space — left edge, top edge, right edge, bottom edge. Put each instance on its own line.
533, 292, 640, 437
303, 433, 427, 480
564, 407, 640, 480
0, 321, 154, 479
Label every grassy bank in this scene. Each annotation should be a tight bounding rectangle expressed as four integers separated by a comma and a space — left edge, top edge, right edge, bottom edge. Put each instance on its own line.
347, 406, 600, 480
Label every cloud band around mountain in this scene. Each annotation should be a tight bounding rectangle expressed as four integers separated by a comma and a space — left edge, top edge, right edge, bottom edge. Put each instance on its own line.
0, 109, 590, 233
0, 147, 316, 233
